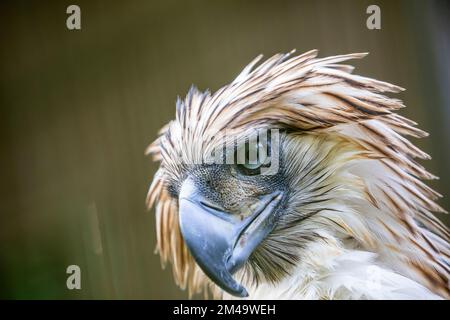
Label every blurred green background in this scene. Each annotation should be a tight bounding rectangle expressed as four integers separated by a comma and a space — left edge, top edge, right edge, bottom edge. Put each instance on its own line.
0, 0, 449, 299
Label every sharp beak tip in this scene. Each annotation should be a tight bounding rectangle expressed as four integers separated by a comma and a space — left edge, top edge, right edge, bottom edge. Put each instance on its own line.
240, 288, 249, 298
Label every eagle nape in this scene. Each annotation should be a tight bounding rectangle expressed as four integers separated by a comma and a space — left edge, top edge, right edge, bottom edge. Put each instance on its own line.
178, 177, 283, 297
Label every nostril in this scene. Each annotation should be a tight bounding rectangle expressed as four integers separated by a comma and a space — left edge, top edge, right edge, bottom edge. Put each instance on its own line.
200, 199, 223, 212
205, 177, 212, 186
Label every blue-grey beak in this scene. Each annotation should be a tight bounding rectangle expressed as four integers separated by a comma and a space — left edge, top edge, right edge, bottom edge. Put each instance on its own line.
178, 178, 282, 297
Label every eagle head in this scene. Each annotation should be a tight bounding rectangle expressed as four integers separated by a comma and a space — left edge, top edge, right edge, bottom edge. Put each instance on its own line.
146, 50, 449, 299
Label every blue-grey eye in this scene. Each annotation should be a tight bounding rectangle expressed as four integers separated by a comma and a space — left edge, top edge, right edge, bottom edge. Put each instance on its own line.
242, 161, 262, 170
236, 141, 270, 175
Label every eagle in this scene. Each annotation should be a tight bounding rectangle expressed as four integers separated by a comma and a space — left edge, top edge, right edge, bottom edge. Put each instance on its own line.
146, 50, 450, 300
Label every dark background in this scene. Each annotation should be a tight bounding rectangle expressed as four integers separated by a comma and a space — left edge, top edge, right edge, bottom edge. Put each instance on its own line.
0, 0, 449, 299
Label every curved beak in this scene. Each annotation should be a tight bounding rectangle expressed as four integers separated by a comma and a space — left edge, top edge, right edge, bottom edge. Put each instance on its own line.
178, 178, 282, 297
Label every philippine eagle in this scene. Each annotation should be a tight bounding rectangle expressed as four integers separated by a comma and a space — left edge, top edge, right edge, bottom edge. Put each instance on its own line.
146, 50, 449, 300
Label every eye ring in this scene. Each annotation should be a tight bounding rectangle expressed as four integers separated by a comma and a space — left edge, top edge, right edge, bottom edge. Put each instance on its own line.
235, 143, 271, 176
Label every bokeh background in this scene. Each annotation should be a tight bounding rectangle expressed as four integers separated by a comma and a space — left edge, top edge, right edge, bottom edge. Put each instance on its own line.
0, 0, 449, 299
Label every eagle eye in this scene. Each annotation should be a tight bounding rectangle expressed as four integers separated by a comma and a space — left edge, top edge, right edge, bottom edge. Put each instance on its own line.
235, 138, 271, 176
